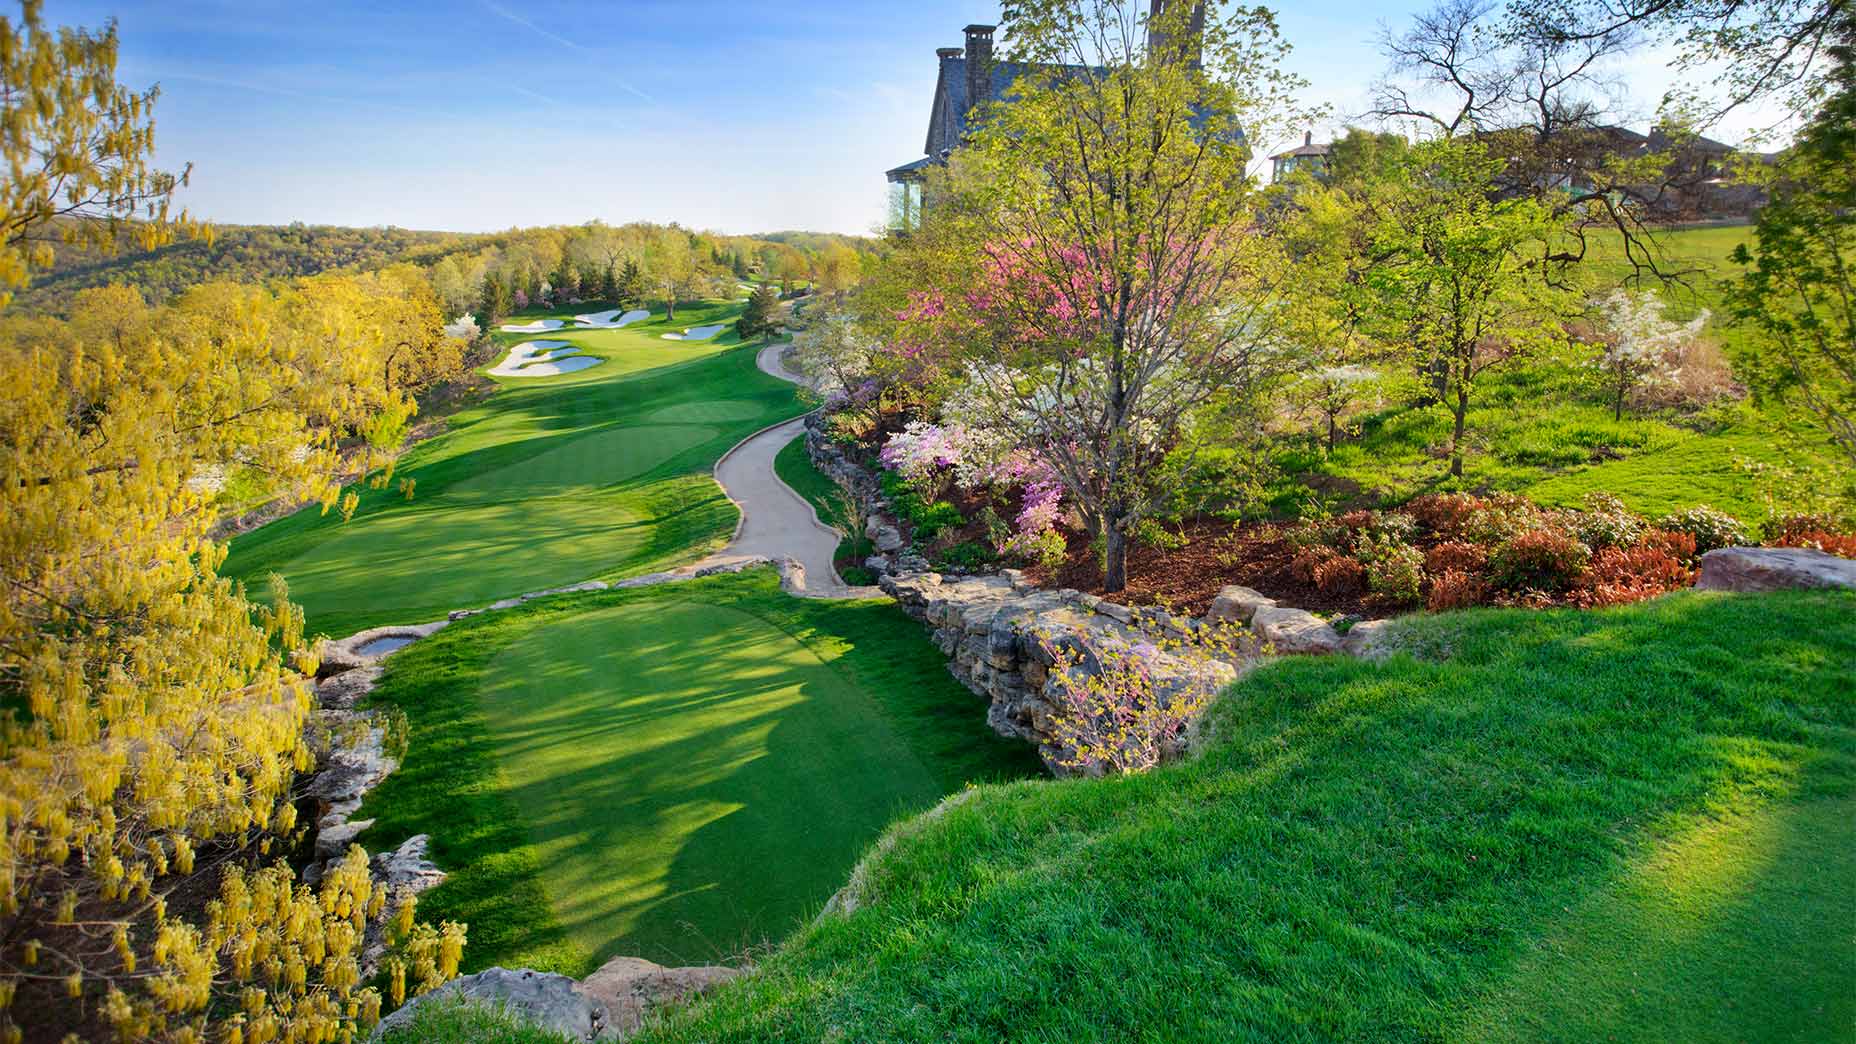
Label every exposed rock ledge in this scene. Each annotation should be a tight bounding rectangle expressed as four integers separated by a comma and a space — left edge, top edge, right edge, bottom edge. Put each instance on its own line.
369, 958, 741, 1042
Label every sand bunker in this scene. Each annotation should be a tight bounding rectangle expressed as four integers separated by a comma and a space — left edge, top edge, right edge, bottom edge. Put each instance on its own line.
512, 356, 602, 376
490, 339, 603, 377
661, 324, 726, 342
500, 319, 566, 333
573, 308, 650, 329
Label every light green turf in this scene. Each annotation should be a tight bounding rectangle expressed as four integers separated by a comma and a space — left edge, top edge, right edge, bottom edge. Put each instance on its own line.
225, 300, 801, 636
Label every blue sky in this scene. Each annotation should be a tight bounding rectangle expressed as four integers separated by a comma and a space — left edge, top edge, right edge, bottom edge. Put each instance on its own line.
42, 1, 1764, 236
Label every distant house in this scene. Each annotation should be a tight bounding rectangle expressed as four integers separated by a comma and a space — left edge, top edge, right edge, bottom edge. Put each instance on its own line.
885, 3, 1234, 234
1269, 131, 1330, 182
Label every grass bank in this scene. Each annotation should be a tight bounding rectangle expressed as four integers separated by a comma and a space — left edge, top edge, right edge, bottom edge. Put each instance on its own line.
356, 567, 1041, 976
581, 588, 1853, 1042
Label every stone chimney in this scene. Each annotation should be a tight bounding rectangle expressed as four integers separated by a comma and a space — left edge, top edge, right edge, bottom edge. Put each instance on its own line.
1148, 0, 1206, 69
963, 23, 995, 112
1304, 130, 1313, 147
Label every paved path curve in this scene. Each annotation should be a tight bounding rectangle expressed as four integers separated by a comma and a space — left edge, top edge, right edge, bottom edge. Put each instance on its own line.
695, 340, 879, 598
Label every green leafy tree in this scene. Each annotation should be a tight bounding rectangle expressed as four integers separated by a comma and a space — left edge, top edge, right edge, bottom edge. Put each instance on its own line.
1360, 138, 1574, 478
1727, 12, 1855, 473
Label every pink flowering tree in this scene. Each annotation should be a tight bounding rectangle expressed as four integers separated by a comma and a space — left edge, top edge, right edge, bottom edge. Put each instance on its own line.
882, 0, 1311, 591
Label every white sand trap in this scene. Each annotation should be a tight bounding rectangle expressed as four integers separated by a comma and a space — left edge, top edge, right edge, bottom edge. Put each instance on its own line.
573, 308, 650, 329
490, 339, 588, 377
661, 324, 726, 342
510, 355, 602, 376
500, 319, 565, 333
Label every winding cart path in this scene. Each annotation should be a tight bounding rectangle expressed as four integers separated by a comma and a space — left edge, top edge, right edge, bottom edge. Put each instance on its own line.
696, 339, 877, 598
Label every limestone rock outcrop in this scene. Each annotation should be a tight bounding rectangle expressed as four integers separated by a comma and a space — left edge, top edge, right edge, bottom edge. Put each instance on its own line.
371, 967, 615, 1042
1696, 546, 1856, 593
579, 956, 740, 1037
881, 570, 1243, 775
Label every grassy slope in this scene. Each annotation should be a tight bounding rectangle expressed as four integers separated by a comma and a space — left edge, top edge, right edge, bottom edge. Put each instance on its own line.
598, 589, 1856, 1043
1278, 226, 1841, 523
357, 568, 1041, 977
224, 300, 798, 637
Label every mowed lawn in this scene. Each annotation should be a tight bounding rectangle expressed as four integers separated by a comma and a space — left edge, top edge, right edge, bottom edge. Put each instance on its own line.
224, 300, 799, 637
356, 569, 1042, 975
626, 589, 1856, 1044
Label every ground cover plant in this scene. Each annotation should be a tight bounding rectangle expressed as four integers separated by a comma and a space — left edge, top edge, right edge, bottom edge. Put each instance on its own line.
588, 588, 1853, 1043
353, 568, 1041, 977
223, 298, 801, 636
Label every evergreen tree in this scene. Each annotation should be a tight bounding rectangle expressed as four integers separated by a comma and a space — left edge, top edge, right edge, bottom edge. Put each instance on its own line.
478, 274, 512, 324
602, 261, 621, 302
616, 257, 645, 309
738, 283, 781, 339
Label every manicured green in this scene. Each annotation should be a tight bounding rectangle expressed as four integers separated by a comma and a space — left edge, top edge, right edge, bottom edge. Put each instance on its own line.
1273, 226, 1843, 524
357, 568, 1041, 976
225, 301, 802, 636
587, 589, 1852, 1043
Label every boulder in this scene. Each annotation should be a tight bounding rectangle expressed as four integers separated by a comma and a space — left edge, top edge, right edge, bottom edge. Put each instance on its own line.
1696, 546, 1856, 593
370, 967, 612, 1042
1207, 585, 1276, 625
579, 956, 740, 1037
1339, 618, 1398, 661
373, 834, 447, 897
863, 554, 891, 574
1251, 605, 1342, 654
872, 525, 905, 554
316, 665, 382, 710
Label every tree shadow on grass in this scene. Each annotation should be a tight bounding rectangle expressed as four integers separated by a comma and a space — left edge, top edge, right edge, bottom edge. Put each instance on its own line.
480, 601, 950, 971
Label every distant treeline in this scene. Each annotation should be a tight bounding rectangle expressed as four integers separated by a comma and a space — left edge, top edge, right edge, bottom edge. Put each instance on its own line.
16, 220, 888, 318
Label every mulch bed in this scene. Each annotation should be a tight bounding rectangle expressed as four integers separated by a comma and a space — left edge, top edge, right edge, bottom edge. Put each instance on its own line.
1023, 518, 1405, 620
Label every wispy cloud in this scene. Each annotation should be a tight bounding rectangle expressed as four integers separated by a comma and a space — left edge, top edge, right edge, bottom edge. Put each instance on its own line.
481, 0, 656, 103
161, 71, 425, 117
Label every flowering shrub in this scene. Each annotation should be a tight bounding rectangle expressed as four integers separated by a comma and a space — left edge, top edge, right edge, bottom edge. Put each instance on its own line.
1589, 289, 1708, 419
1001, 477, 1066, 563
1042, 625, 1237, 775
1575, 492, 1646, 549
442, 314, 481, 341
1461, 493, 1543, 546
1656, 506, 1751, 552
512, 288, 529, 309
879, 422, 968, 484
1356, 534, 1425, 605
1487, 529, 1592, 594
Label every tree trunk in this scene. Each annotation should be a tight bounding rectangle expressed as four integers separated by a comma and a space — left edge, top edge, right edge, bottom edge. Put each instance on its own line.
1326, 413, 1338, 453
665, 296, 677, 321
1103, 522, 1128, 593
1450, 384, 1468, 478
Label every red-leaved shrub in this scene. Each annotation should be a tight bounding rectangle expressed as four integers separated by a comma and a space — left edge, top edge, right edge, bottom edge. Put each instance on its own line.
1488, 528, 1591, 593
1407, 493, 1481, 539
1574, 545, 1695, 607
1425, 540, 1488, 574
1638, 528, 1698, 564
1427, 568, 1486, 610
1763, 515, 1856, 558
1313, 554, 1367, 594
